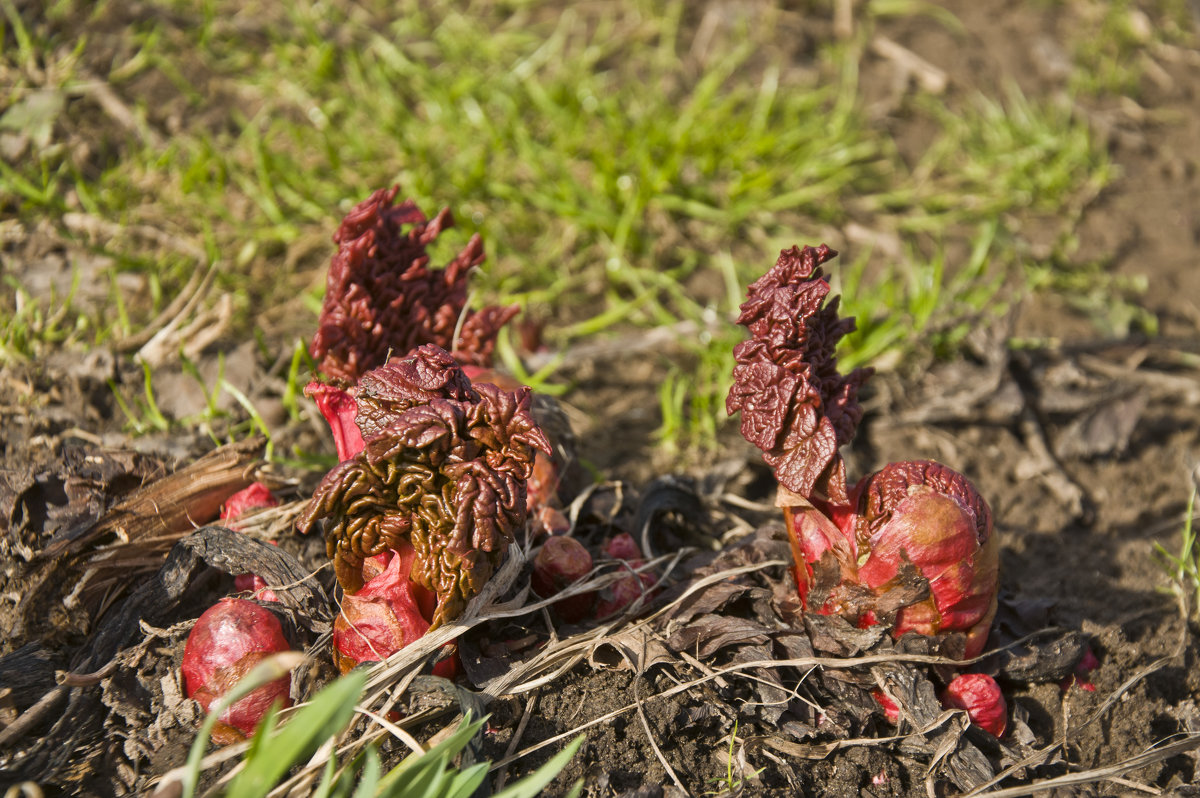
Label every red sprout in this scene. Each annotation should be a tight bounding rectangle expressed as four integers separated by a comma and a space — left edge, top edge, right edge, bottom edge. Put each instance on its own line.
531, 536, 595, 623
298, 345, 551, 628
942, 673, 1007, 736
727, 246, 1000, 659
220, 482, 281, 602
181, 598, 293, 744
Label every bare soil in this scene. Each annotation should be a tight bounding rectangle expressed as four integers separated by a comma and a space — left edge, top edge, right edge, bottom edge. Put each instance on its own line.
3, 1, 1200, 796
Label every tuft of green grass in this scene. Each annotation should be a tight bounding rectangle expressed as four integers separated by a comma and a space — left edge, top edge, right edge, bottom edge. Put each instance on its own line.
1155, 487, 1200, 620
704, 717, 763, 797
0, 0, 1173, 452
169, 664, 583, 798
1068, 0, 1195, 97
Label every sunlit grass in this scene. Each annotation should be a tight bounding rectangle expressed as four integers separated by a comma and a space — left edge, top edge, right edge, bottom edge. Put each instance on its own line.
1, 0, 1171, 450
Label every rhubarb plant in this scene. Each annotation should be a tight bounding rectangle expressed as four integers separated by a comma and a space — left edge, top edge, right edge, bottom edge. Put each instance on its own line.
299, 344, 550, 629
727, 245, 1000, 660
298, 189, 565, 673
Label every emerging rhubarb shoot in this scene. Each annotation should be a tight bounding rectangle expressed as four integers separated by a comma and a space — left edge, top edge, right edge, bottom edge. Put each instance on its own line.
727, 245, 999, 659
181, 598, 294, 744
310, 185, 517, 384
298, 345, 551, 628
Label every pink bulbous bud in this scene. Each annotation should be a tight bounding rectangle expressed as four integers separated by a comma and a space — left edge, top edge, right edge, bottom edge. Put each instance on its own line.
333, 543, 433, 673
595, 533, 657, 618
603, 532, 642, 562
181, 598, 293, 744
531, 536, 594, 622
942, 673, 1007, 737
791, 461, 999, 659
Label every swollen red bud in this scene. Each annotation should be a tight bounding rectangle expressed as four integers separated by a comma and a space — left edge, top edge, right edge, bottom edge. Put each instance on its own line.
333, 544, 433, 673
595, 533, 657, 618
182, 598, 293, 744
1062, 645, 1099, 692
941, 673, 1007, 737
595, 572, 656, 618
792, 461, 999, 658
220, 482, 279, 525
221, 482, 281, 600
604, 532, 642, 562
531, 536, 594, 622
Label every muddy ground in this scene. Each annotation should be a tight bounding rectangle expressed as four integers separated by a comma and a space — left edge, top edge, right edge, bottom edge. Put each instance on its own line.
3, 1, 1200, 796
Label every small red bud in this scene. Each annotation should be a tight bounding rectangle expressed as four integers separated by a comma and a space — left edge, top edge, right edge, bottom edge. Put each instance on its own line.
595, 572, 656, 618
594, 533, 656, 618
942, 673, 1007, 737
1061, 645, 1099, 692
531, 536, 594, 622
233, 573, 278, 603
872, 688, 900, 723
220, 482, 279, 526
603, 532, 642, 562
220, 483, 281, 599
182, 598, 293, 744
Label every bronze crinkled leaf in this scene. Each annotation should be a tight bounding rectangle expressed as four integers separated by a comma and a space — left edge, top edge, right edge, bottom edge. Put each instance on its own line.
298, 345, 550, 628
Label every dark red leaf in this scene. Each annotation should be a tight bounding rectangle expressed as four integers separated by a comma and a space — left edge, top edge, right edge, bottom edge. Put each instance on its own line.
726, 245, 872, 502
310, 187, 517, 383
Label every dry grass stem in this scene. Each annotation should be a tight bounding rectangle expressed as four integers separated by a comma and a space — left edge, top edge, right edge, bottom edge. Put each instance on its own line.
353, 706, 426, 755
492, 692, 538, 792
870, 36, 949, 94
954, 734, 1200, 798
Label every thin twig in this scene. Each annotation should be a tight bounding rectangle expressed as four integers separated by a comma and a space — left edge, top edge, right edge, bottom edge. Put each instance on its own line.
629, 642, 688, 794
354, 706, 426, 756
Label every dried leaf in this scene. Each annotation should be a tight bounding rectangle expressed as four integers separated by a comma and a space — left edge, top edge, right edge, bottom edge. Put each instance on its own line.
665, 615, 773, 660
1053, 392, 1146, 459
37, 437, 264, 562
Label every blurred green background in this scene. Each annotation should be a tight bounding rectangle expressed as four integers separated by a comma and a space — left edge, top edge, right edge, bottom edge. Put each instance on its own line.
1, 0, 1193, 454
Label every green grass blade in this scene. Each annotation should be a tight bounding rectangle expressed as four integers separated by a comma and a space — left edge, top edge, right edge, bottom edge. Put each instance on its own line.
441, 762, 489, 798
491, 735, 585, 798
225, 669, 367, 798
348, 746, 381, 798
180, 651, 304, 798
375, 712, 486, 793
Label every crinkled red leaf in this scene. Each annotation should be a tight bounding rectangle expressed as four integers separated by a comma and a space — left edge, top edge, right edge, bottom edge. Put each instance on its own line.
727, 245, 872, 502
310, 186, 518, 383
